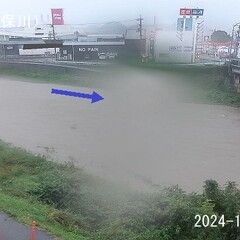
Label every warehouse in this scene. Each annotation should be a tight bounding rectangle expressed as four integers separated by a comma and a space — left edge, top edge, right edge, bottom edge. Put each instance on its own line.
0, 38, 63, 59
0, 33, 145, 61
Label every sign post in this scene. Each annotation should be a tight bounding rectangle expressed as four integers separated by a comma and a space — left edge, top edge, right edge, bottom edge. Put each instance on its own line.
178, 7, 204, 63
51, 9, 64, 25
51, 9, 64, 61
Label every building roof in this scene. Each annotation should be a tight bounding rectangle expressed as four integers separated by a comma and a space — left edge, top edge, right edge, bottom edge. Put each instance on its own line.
209, 41, 232, 47
125, 29, 140, 39
63, 41, 125, 46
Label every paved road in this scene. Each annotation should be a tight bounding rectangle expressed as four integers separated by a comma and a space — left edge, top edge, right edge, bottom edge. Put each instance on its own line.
0, 212, 54, 240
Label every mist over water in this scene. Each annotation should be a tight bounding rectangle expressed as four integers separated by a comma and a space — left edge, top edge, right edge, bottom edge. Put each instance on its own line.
0, 67, 239, 192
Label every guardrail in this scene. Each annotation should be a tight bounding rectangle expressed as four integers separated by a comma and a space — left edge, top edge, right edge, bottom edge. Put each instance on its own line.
227, 58, 240, 93
0, 58, 103, 73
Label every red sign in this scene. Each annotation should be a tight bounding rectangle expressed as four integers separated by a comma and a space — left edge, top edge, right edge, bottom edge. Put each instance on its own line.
51, 9, 64, 25
180, 8, 192, 16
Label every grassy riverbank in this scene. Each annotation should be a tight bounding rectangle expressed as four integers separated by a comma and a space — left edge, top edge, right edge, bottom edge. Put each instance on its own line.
1, 140, 240, 239
0, 62, 106, 89
1, 61, 240, 106
124, 61, 240, 107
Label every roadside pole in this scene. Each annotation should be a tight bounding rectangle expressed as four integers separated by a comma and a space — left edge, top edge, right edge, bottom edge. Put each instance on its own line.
50, 9, 57, 61
137, 15, 144, 62
3, 44, 5, 60
51, 24, 57, 61
191, 17, 197, 63
181, 17, 186, 62
179, 8, 204, 63
178, 8, 204, 63
72, 44, 75, 61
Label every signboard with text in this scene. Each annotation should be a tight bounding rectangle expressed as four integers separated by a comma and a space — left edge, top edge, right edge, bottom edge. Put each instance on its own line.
177, 18, 184, 31
51, 9, 64, 25
192, 9, 204, 16
180, 8, 192, 16
180, 8, 204, 16
185, 18, 193, 31
177, 18, 193, 31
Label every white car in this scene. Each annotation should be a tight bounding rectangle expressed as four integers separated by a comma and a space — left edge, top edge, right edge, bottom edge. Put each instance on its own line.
98, 53, 106, 60
108, 53, 116, 59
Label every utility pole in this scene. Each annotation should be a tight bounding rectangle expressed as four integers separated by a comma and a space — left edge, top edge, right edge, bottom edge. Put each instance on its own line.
51, 24, 57, 61
137, 15, 143, 40
136, 15, 145, 62
52, 24, 56, 40
51, 9, 57, 61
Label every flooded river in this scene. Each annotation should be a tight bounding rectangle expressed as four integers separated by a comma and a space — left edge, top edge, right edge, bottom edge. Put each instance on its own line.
0, 67, 240, 192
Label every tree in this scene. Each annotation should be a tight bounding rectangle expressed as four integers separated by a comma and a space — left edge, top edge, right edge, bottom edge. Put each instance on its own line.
203, 179, 225, 213
211, 30, 232, 43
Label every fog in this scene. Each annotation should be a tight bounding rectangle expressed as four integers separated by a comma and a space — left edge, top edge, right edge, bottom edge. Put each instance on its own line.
0, 0, 239, 31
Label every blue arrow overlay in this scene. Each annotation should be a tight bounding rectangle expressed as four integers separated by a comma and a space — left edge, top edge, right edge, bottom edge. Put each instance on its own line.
51, 88, 104, 103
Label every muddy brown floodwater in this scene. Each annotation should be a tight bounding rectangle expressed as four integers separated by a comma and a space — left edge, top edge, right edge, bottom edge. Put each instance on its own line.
0, 67, 240, 192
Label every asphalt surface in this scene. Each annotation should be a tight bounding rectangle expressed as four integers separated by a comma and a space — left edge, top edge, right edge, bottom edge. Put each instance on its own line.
0, 212, 54, 240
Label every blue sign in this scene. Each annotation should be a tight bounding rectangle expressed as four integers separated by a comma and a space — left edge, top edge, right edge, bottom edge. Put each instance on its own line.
177, 18, 184, 31
185, 18, 193, 31
192, 9, 204, 16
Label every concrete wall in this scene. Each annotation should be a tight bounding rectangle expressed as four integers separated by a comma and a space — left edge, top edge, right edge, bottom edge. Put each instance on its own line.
60, 45, 124, 61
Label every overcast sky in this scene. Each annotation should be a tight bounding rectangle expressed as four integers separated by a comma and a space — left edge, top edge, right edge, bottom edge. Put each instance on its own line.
0, 0, 239, 32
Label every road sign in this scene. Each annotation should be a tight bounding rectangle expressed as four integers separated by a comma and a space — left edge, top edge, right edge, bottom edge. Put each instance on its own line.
180, 8, 192, 16
192, 9, 204, 16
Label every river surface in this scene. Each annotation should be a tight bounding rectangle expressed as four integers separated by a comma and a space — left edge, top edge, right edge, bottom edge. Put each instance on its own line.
0, 67, 239, 192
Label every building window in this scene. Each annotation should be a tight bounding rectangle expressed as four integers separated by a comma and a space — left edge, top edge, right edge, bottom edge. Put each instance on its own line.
63, 50, 67, 54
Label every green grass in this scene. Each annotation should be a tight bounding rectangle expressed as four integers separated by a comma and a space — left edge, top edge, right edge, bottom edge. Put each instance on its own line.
0, 62, 106, 89
0, 140, 130, 239
121, 61, 240, 107
1, 61, 240, 106
0, 62, 240, 239
1, 141, 240, 239
0, 193, 86, 240
0, 140, 91, 239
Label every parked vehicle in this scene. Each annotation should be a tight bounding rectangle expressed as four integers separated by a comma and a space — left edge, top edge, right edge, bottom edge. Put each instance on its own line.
98, 53, 107, 60
107, 53, 117, 59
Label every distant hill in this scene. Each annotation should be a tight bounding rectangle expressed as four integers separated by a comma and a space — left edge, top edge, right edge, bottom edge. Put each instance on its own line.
97, 22, 127, 34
